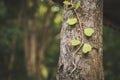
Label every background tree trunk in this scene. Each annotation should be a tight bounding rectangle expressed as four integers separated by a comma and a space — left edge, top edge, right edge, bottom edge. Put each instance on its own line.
57, 0, 104, 80
23, 0, 38, 78
36, 4, 55, 80
23, 0, 31, 77
28, 0, 38, 77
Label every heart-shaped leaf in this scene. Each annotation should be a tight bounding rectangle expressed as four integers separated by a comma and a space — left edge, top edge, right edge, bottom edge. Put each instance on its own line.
66, 18, 78, 25
84, 28, 94, 37
75, 1, 81, 10
82, 43, 92, 54
63, 1, 71, 5
70, 40, 81, 46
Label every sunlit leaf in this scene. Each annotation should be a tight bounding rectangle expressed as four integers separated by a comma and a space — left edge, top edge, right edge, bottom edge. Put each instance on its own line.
39, 4, 48, 16
41, 65, 48, 78
84, 28, 94, 37
51, 6, 60, 12
54, 13, 62, 24
82, 43, 92, 54
70, 40, 81, 46
66, 18, 78, 25
63, 1, 72, 5
75, 1, 81, 10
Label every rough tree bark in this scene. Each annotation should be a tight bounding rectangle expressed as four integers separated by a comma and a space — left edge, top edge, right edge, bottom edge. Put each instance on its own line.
57, 0, 104, 80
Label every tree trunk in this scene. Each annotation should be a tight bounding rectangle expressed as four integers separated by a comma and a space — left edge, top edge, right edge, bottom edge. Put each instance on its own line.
57, 0, 104, 80
36, 5, 52, 80
23, 0, 31, 77
28, 0, 38, 77
8, 38, 16, 80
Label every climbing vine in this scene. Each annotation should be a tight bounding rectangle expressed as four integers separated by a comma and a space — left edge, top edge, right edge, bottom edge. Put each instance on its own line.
63, 0, 95, 73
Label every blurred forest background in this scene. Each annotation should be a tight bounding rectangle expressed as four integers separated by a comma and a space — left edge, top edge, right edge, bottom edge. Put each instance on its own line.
0, 0, 120, 80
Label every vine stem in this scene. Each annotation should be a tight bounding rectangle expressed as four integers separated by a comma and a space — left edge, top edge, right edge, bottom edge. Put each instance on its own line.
70, 41, 83, 74
70, 0, 84, 74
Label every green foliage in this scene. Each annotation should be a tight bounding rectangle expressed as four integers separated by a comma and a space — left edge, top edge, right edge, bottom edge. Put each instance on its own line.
51, 6, 60, 12
84, 28, 94, 37
63, 1, 71, 5
75, 1, 81, 10
66, 18, 78, 25
103, 27, 120, 80
82, 43, 92, 54
41, 65, 48, 79
0, 0, 61, 80
54, 13, 62, 24
28, 0, 33, 8
70, 40, 81, 46
39, 4, 48, 16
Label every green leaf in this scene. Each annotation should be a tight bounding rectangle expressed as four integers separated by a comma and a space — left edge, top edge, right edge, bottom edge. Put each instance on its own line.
75, 1, 81, 10
70, 40, 81, 46
63, 1, 72, 5
66, 18, 78, 25
82, 43, 92, 54
84, 28, 94, 37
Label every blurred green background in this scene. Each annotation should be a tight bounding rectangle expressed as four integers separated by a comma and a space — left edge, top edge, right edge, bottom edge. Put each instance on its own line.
0, 0, 120, 80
